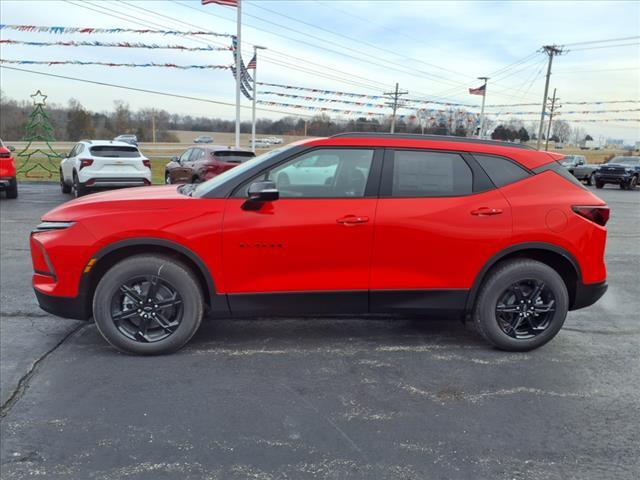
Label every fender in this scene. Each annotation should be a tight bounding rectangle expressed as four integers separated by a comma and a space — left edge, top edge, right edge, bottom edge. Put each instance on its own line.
81, 237, 228, 314
465, 242, 582, 313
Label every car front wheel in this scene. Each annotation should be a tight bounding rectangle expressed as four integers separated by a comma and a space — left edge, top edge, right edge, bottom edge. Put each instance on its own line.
165, 171, 171, 184
92, 254, 204, 355
586, 173, 595, 186
473, 259, 569, 351
595, 180, 604, 189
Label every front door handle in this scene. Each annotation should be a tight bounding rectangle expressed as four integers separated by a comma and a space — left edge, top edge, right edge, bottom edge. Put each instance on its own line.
337, 215, 370, 225
471, 207, 503, 216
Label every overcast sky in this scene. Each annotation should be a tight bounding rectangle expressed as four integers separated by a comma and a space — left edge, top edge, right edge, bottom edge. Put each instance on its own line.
1, 0, 638, 141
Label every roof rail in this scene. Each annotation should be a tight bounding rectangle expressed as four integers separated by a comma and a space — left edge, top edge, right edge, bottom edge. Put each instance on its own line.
329, 132, 536, 150
79, 139, 92, 144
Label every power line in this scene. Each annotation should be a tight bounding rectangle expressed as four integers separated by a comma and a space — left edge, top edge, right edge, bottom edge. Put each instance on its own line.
568, 42, 640, 52
562, 36, 640, 47
0, 65, 314, 117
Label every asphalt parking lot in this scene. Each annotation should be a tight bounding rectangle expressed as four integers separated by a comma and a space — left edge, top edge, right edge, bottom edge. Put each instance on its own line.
1, 183, 638, 480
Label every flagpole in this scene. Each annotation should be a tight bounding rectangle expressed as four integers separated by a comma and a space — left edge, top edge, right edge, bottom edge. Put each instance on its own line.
477, 76, 488, 138
234, 0, 241, 149
251, 45, 266, 153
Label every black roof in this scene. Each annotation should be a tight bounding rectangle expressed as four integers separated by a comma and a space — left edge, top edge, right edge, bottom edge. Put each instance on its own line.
330, 132, 536, 150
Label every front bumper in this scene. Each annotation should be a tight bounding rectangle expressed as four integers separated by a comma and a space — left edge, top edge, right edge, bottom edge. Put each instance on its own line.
0, 177, 14, 189
571, 281, 608, 310
34, 288, 91, 320
595, 174, 631, 184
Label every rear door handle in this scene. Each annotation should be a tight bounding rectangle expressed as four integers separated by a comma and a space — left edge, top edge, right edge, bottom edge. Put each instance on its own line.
471, 207, 503, 216
337, 215, 370, 225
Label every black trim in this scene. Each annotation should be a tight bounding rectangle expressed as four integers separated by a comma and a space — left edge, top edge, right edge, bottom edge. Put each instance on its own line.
370, 290, 468, 318
571, 281, 607, 310
34, 288, 92, 321
465, 242, 583, 312
82, 238, 227, 314
228, 291, 367, 315
533, 161, 586, 189
330, 133, 536, 150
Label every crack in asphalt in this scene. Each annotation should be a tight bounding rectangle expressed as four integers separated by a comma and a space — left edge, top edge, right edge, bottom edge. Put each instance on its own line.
0, 311, 51, 318
0, 324, 87, 418
564, 327, 640, 335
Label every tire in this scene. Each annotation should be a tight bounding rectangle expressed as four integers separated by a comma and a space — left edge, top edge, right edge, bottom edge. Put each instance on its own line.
628, 176, 638, 190
473, 259, 569, 352
165, 171, 172, 184
619, 182, 627, 190
595, 180, 604, 189
191, 175, 201, 184
92, 254, 204, 355
60, 170, 71, 193
586, 173, 594, 187
5, 177, 18, 199
73, 172, 87, 198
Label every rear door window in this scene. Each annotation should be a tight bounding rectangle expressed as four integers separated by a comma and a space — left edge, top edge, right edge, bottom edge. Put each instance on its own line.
389, 150, 473, 197
89, 146, 140, 158
189, 149, 206, 162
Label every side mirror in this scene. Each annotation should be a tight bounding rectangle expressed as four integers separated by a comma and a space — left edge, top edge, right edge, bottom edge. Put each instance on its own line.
171, 155, 179, 163
243, 181, 279, 210
8, 145, 15, 152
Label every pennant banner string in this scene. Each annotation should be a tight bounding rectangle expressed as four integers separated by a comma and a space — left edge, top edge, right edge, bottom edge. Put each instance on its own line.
0, 39, 231, 51
0, 59, 232, 69
0, 24, 233, 37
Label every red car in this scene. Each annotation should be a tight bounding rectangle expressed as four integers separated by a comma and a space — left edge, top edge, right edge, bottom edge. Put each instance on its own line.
0, 139, 18, 199
31, 134, 608, 355
164, 145, 255, 184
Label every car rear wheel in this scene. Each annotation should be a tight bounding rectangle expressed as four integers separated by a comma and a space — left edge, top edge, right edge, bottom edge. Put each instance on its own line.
73, 172, 87, 197
93, 254, 204, 355
6, 178, 18, 199
60, 170, 71, 193
473, 259, 568, 351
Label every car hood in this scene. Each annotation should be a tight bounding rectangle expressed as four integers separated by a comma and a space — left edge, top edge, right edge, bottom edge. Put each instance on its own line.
43, 185, 191, 221
602, 163, 637, 168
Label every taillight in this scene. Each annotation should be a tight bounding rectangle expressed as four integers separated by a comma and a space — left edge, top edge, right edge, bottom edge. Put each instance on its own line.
79, 158, 93, 170
572, 206, 610, 226
143, 159, 151, 168
0, 152, 10, 158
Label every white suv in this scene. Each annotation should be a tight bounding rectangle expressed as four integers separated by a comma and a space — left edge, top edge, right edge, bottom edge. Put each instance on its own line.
60, 140, 151, 197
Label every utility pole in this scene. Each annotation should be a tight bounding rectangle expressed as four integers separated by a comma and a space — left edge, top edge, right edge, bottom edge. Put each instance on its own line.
545, 88, 559, 151
383, 83, 408, 133
536, 45, 565, 149
151, 111, 156, 144
234, 0, 242, 149
477, 76, 489, 138
250, 45, 266, 153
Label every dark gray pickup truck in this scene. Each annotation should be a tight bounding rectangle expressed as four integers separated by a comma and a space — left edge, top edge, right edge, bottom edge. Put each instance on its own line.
594, 156, 640, 190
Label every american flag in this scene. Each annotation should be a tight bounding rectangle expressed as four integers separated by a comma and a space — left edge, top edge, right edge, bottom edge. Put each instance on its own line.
202, 0, 238, 6
247, 54, 256, 70
468, 84, 486, 96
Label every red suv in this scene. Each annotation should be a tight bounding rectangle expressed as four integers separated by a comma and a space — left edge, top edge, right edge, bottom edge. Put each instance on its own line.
165, 145, 255, 184
0, 139, 18, 199
31, 134, 608, 355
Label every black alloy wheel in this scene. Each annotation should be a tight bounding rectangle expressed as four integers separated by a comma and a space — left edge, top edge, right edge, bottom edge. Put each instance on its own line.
495, 279, 556, 339
110, 275, 184, 343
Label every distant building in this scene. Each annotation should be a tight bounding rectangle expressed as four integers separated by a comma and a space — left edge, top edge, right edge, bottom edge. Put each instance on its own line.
606, 138, 624, 146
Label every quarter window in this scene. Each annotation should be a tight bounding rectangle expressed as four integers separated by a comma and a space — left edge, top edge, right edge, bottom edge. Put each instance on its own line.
391, 150, 473, 197
474, 154, 531, 187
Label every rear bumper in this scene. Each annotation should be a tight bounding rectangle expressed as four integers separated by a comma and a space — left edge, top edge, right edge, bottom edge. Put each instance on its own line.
84, 177, 150, 188
34, 288, 91, 320
0, 177, 14, 189
571, 281, 607, 310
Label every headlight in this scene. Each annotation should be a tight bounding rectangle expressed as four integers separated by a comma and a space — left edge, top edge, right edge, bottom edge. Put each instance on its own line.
32, 221, 75, 234
625, 168, 634, 174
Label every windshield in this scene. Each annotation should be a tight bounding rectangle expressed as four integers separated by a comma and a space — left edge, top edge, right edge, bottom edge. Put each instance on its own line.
611, 157, 639, 165
193, 145, 292, 197
213, 151, 255, 163
561, 156, 576, 164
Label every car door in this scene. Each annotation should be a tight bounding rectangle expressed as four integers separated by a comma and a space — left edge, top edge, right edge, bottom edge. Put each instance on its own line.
222, 147, 382, 314
169, 148, 193, 184
370, 149, 512, 313
62, 144, 80, 180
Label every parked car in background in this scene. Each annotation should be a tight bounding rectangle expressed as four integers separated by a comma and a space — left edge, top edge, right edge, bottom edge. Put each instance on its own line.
572, 163, 601, 186
193, 135, 214, 144
266, 136, 283, 145
0, 138, 18, 199
594, 156, 640, 190
60, 140, 151, 197
32, 133, 609, 355
248, 139, 273, 149
560, 155, 586, 174
165, 145, 254, 184
114, 134, 138, 146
